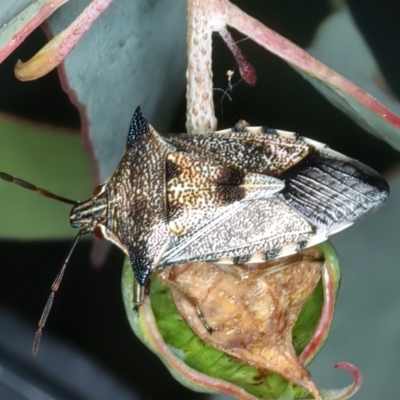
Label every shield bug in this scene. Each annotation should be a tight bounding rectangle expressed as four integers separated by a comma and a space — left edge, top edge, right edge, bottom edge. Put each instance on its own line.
0, 107, 389, 354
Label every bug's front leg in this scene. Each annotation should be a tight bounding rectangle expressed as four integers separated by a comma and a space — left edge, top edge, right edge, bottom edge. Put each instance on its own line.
133, 280, 145, 309
129, 250, 154, 309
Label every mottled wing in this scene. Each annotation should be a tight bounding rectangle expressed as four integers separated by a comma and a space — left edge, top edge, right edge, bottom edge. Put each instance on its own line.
160, 126, 389, 266
166, 151, 284, 237
161, 196, 316, 267
162, 127, 388, 226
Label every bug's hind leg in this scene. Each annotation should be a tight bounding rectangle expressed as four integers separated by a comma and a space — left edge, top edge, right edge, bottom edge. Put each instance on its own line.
195, 303, 213, 334
158, 270, 215, 334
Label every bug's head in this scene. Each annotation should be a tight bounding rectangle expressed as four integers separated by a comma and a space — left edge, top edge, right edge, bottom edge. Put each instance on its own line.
70, 184, 108, 233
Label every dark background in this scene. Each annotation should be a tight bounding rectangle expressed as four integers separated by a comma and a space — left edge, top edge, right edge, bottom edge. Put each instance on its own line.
0, 1, 399, 399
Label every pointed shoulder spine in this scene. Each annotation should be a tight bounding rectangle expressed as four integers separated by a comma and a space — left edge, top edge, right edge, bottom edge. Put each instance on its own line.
127, 106, 150, 148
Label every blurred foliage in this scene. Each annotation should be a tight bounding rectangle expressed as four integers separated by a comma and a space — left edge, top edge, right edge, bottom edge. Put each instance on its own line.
0, 114, 91, 238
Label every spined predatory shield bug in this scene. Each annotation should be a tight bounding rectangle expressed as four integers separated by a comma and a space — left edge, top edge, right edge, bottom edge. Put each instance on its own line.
0, 106, 389, 354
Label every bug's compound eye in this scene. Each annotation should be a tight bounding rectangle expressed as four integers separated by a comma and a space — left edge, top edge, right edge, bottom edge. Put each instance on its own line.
93, 224, 106, 240
93, 184, 105, 196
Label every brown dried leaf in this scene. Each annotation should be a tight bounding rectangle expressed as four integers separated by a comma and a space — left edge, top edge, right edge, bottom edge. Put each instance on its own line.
159, 247, 324, 399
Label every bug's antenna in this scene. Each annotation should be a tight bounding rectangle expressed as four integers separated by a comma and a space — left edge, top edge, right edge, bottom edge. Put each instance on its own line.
0, 172, 78, 206
32, 230, 85, 356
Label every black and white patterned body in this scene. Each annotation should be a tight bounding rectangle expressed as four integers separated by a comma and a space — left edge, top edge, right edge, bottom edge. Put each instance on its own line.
70, 107, 389, 306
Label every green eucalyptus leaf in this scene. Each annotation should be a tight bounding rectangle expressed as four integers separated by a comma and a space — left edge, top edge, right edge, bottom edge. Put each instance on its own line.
45, 0, 186, 182
306, 5, 400, 149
